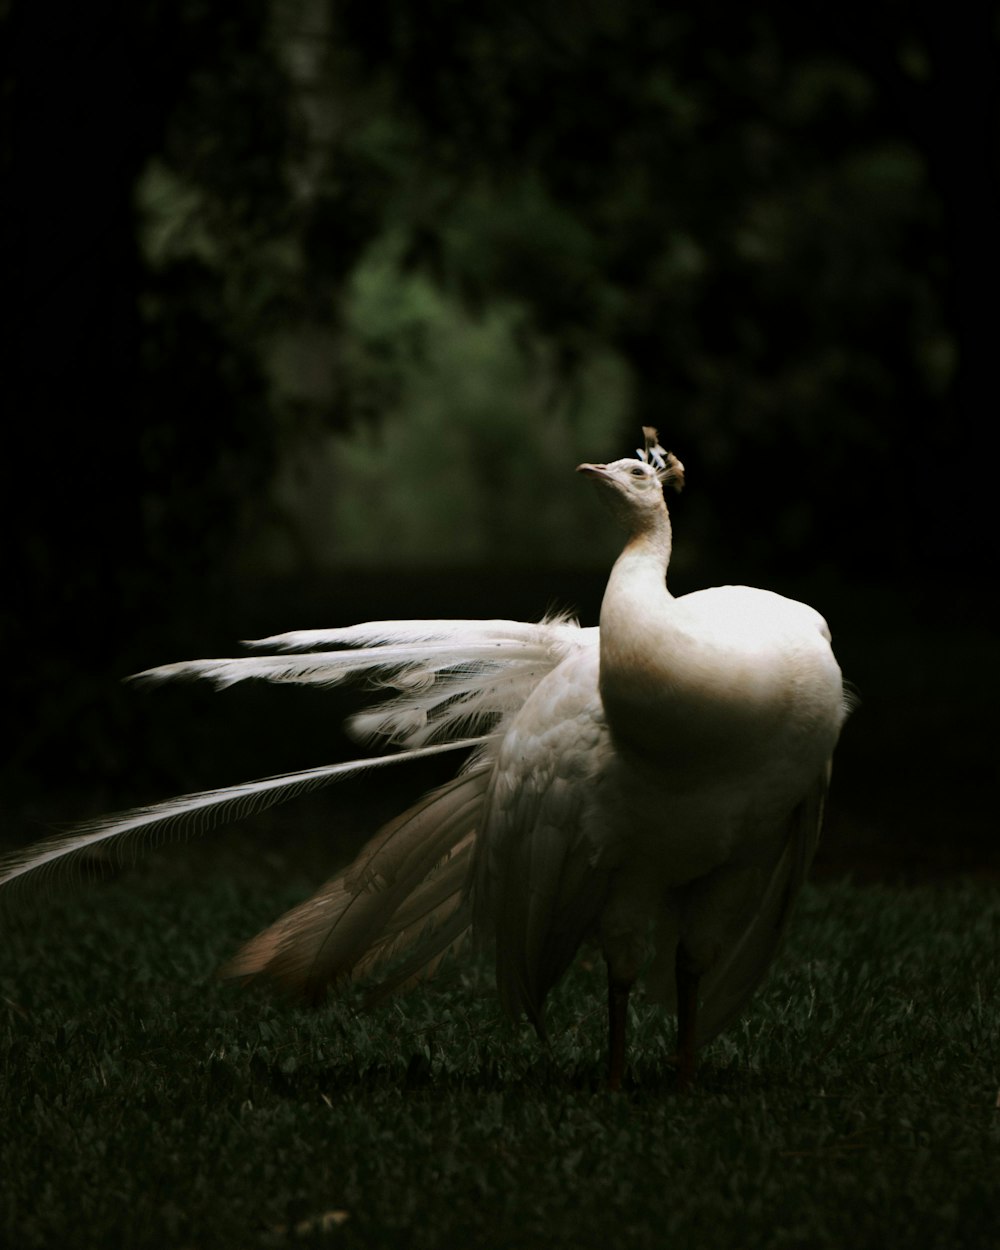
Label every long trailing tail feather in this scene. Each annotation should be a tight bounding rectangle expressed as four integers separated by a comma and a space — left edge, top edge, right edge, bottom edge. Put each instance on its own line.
0, 738, 485, 892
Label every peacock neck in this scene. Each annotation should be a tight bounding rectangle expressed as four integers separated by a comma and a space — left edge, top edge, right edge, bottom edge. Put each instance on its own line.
597, 510, 692, 758
602, 513, 674, 620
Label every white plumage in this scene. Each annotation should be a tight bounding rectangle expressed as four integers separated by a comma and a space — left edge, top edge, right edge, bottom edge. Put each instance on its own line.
0, 430, 847, 1087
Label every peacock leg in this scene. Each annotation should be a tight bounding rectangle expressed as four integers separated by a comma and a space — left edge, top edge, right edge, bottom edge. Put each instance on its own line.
674, 942, 700, 1088
607, 972, 631, 1091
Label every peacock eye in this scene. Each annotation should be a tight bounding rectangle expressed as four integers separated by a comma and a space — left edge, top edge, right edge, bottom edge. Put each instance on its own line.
631, 466, 646, 477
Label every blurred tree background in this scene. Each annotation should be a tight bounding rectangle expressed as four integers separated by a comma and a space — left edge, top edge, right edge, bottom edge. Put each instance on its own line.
2, 0, 997, 876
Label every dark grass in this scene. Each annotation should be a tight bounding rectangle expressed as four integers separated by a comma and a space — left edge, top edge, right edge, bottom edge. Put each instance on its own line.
2, 842, 999, 1249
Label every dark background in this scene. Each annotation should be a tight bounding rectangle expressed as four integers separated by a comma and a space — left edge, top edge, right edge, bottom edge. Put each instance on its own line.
2, 1, 997, 880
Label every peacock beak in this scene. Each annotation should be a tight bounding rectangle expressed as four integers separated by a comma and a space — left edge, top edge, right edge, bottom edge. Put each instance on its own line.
577, 462, 610, 479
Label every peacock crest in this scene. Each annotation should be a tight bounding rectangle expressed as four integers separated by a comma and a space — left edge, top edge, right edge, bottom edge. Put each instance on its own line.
638, 426, 685, 492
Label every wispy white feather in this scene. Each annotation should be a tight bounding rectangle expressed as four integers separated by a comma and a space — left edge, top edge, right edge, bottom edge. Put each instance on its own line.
0, 738, 485, 891
244, 618, 571, 651
133, 616, 592, 749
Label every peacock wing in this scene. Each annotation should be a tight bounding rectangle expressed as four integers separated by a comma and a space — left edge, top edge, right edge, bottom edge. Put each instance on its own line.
473, 643, 614, 1033
691, 763, 831, 1047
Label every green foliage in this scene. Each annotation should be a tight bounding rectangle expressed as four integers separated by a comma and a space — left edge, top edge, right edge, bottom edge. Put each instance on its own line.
260, 234, 631, 568
3, 862, 998, 1249
122, 2, 957, 574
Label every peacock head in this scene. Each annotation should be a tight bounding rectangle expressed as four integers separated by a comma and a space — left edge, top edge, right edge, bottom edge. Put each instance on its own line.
577, 428, 684, 530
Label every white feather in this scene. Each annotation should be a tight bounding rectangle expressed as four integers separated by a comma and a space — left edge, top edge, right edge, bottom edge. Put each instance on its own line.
133, 617, 591, 749
0, 738, 485, 891
244, 618, 572, 651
